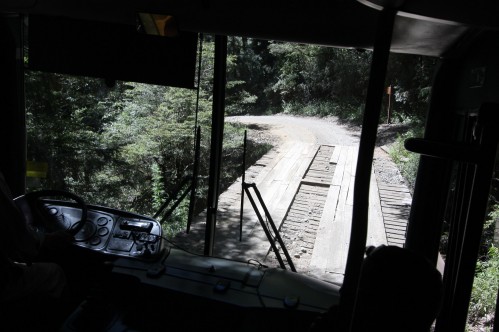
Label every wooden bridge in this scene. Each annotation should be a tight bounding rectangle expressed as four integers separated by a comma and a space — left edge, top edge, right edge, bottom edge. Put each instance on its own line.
173, 142, 412, 284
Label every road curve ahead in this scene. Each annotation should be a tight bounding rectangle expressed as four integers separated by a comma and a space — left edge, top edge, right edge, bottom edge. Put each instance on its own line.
225, 114, 360, 147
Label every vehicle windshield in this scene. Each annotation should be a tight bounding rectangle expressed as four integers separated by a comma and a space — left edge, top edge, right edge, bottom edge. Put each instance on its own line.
25, 34, 437, 282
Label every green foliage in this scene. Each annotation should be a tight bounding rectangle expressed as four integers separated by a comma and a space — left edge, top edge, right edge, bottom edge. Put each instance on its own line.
384, 54, 437, 123
388, 124, 424, 191
226, 38, 434, 123
151, 162, 165, 212
465, 187, 499, 330
479, 203, 499, 258
468, 245, 499, 328
226, 37, 278, 115
268, 43, 371, 118
161, 199, 190, 239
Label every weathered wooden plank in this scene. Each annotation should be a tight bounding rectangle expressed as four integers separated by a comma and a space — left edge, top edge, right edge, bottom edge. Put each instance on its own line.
291, 204, 326, 214
331, 146, 348, 186
378, 184, 411, 191
380, 191, 410, 197
275, 146, 308, 182
383, 219, 409, 226
384, 224, 408, 231
323, 149, 354, 276
383, 215, 410, 222
380, 194, 411, 200
378, 189, 411, 197
386, 228, 407, 236
366, 161, 388, 248
382, 208, 410, 215
384, 225, 409, 232
381, 201, 411, 208
345, 147, 357, 206
386, 232, 407, 240
377, 183, 412, 191
306, 171, 331, 178
329, 145, 341, 164
387, 234, 406, 242
383, 213, 409, 220
252, 144, 290, 184
350, 146, 358, 175
387, 239, 405, 246
379, 193, 411, 200
384, 220, 409, 227
382, 207, 411, 215
297, 190, 329, 198
309, 185, 341, 275
303, 177, 332, 185
295, 190, 329, 198
380, 195, 411, 202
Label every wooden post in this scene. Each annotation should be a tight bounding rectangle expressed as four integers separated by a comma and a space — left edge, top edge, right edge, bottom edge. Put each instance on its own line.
386, 85, 392, 124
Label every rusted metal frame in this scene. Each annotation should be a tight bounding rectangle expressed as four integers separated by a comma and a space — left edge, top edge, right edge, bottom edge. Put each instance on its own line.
243, 182, 297, 272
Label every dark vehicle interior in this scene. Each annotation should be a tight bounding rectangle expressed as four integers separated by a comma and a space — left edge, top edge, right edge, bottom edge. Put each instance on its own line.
1, 0, 499, 331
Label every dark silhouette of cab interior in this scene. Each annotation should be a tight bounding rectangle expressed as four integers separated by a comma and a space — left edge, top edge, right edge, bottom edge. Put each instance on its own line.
0, 0, 498, 331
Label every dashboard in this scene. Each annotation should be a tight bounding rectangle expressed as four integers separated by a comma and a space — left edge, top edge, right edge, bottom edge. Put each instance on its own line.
36, 201, 340, 313
30, 200, 340, 330
40, 202, 164, 260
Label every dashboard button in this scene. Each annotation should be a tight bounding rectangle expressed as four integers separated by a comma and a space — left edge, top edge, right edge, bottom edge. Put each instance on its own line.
96, 217, 109, 226
97, 227, 109, 236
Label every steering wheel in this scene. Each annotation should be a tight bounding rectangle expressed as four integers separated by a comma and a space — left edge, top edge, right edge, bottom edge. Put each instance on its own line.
15, 189, 88, 237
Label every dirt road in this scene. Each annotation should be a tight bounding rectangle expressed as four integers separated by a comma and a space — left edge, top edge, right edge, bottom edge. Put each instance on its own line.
226, 114, 360, 147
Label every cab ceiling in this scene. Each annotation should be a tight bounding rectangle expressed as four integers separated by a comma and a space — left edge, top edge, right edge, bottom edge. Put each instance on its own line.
1, 0, 481, 57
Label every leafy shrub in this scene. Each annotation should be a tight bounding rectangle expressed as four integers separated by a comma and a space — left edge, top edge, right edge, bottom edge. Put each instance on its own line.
388, 124, 424, 191
468, 245, 499, 329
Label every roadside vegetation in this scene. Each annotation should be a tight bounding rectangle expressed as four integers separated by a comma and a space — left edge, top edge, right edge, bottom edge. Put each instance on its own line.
466, 192, 499, 331
25, 35, 496, 326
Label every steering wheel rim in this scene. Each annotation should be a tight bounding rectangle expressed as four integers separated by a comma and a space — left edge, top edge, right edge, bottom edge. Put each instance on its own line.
22, 189, 88, 236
